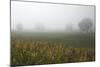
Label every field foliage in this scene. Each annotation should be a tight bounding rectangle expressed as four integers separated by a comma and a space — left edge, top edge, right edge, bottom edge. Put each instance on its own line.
11, 32, 95, 66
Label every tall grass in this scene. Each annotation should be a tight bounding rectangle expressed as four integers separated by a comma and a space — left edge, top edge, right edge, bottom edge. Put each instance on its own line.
11, 39, 95, 66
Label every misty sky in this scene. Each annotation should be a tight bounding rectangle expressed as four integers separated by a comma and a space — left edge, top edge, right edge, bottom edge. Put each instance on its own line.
11, 1, 95, 32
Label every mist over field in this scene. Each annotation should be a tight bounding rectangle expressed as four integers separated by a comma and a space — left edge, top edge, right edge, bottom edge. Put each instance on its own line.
11, 1, 95, 32
11, 1, 95, 66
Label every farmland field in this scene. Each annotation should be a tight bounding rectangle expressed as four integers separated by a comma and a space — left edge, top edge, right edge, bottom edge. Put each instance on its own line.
11, 32, 95, 66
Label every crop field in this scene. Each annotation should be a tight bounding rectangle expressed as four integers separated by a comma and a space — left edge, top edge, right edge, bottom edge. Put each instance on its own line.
11, 32, 95, 66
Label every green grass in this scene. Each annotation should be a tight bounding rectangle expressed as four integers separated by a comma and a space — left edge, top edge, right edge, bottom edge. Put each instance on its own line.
11, 32, 95, 66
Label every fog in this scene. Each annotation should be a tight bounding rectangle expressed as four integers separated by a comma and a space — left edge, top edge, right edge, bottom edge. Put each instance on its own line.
11, 1, 95, 32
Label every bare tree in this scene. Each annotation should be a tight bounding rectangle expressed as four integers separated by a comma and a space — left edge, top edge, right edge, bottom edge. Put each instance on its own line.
79, 18, 93, 32
35, 23, 45, 32
16, 23, 23, 32
66, 24, 73, 32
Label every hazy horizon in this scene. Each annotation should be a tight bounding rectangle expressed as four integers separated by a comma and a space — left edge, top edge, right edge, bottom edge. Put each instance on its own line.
11, 1, 95, 32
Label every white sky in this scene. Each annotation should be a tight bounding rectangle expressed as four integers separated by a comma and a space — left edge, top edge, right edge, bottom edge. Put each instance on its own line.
11, 1, 95, 31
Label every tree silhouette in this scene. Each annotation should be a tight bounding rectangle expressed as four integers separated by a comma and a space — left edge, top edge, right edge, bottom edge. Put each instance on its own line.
66, 24, 73, 32
35, 23, 45, 32
16, 23, 23, 32
79, 18, 93, 32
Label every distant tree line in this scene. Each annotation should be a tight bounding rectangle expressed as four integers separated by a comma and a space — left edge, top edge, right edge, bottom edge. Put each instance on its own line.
15, 18, 93, 33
